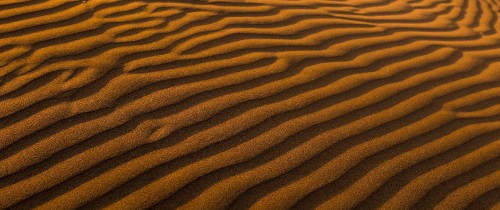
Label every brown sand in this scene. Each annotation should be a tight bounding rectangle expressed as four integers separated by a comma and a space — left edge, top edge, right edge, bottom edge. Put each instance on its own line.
1, 0, 500, 209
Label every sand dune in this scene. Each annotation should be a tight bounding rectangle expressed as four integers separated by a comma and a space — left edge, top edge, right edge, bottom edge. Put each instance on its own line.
1, 0, 500, 209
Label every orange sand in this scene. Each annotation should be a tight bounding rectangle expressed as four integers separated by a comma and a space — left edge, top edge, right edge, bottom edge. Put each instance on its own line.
0, 0, 500, 209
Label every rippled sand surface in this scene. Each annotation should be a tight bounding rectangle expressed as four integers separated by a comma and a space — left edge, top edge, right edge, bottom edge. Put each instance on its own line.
1, 0, 500, 209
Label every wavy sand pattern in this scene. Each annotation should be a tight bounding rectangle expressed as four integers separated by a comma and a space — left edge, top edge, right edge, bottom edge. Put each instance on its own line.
1, 0, 500, 209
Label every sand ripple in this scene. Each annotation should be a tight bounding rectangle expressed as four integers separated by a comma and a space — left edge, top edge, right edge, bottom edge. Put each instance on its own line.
1, 0, 499, 209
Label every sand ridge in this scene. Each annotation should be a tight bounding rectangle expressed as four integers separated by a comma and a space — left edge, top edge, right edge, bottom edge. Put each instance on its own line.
0, 0, 499, 209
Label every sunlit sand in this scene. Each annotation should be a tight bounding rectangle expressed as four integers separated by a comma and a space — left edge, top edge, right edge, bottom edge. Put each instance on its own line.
1, 0, 500, 209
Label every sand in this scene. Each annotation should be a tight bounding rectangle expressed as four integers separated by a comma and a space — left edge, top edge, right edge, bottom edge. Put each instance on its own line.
1, 0, 500, 209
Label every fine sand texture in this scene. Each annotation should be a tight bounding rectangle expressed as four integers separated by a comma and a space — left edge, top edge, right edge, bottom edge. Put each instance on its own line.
1, 0, 500, 209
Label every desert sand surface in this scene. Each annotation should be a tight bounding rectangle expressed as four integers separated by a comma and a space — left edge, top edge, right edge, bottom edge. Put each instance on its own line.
1, 0, 500, 209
